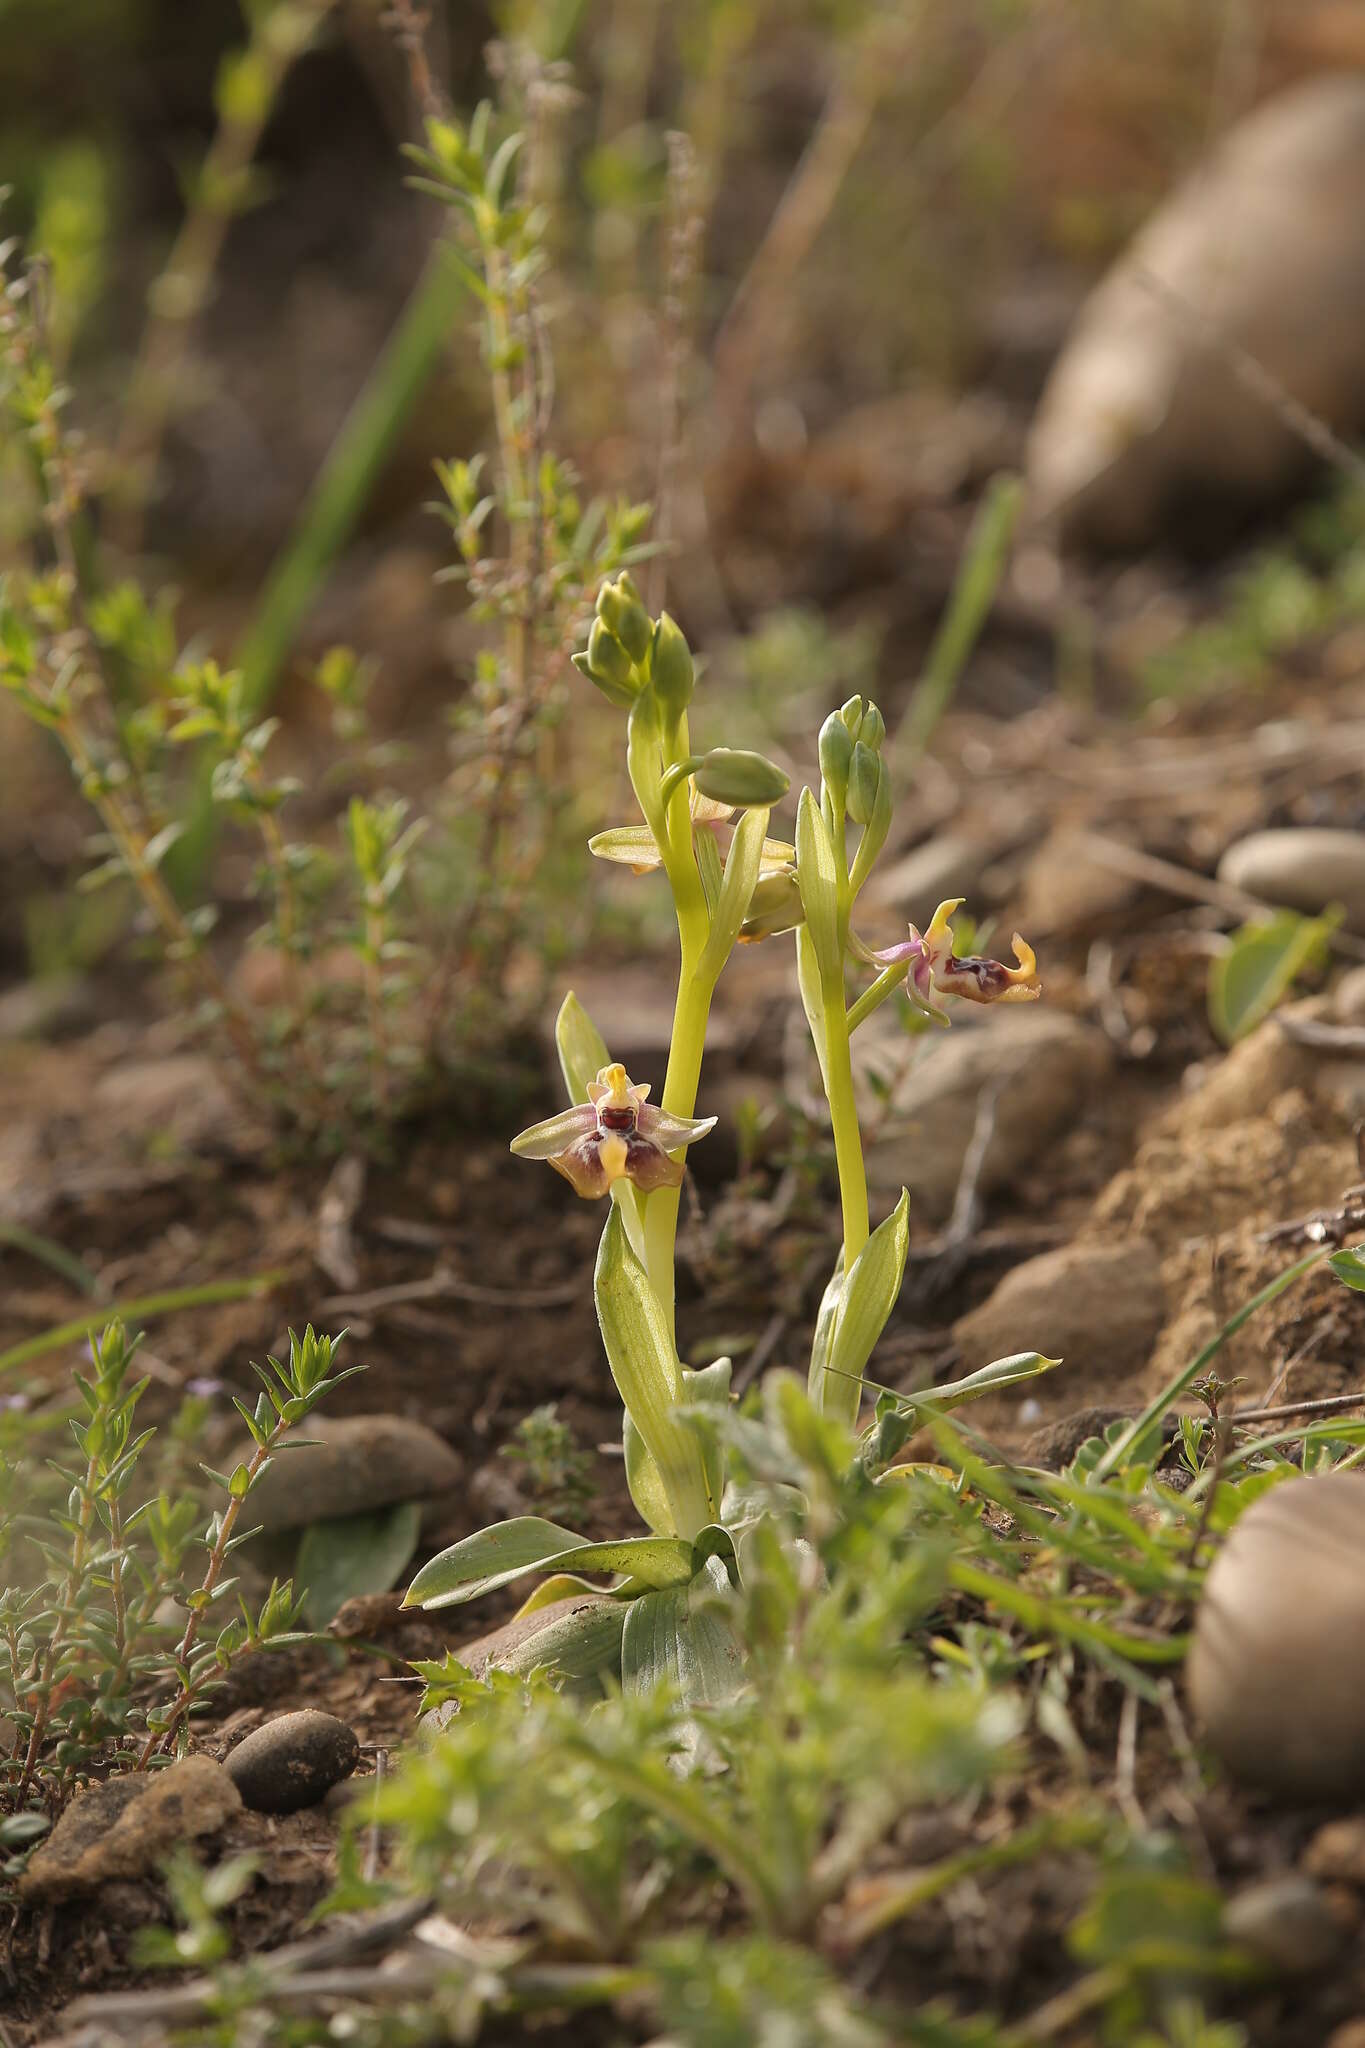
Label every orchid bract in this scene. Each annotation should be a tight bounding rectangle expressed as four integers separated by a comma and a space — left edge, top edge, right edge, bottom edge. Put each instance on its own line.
407, 576, 1052, 1701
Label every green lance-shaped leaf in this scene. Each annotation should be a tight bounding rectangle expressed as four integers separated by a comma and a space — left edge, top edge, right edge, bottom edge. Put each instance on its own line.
795, 925, 830, 1090
1207, 908, 1337, 1045
555, 990, 611, 1103
807, 1250, 846, 1414
626, 685, 667, 848
621, 1555, 745, 1708
696, 818, 725, 918
625, 1357, 731, 1538
595, 1207, 715, 1540
403, 1515, 695, 1605
1330, 1244, 1365, 1293
822, 1190, 910, 1429
478, 1597, 629, 1690
404, 1516, 589, 1609
795, 786, 842, 979
700, 805, 770, 982
900, 1350, 1062, 1421
554, 992, 644, 1261
298, 1500, 422, 1627
692, 747, 790, 808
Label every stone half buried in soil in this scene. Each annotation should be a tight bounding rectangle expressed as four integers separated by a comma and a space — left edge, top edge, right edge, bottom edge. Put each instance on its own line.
224, 1709, 360, 1814
420, 1593, 625, 1738
242, 1414, 462, 1537
1187, 1472, 1365, 1801
863, 1009, 1113, 1225
953, 1238, 1165, 1390
1218, 828, 1365, 932
18, 1756, 241, 1904
1027, 74, 1365, 549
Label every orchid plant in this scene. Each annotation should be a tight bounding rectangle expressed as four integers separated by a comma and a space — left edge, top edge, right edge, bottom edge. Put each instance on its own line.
405, 574, 1048, 1700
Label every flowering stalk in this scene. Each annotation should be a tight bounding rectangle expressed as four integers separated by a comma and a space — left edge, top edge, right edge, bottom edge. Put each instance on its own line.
791, 697, 1042, 1427
509, 579, 787, 1535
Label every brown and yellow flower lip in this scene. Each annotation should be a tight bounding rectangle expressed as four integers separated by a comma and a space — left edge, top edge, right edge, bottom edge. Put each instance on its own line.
511, 1062, 718, 1199
871, 899, 1041, 1022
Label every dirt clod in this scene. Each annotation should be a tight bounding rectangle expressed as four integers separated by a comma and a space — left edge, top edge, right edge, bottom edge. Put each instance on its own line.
18, 1757, 241, 1904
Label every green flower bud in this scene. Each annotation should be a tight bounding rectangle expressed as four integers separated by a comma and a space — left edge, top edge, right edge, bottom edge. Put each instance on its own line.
649, 612, 694, 718
596, 575, 652, 665
818, 710, 855, 798
846, 742, 882, 826
588, 617, 634, 689
858, 701, 886, 753
739, 868, 806, 942
693, 747, 790, 807
572, 647, 636, 710
840, 694, 867, 735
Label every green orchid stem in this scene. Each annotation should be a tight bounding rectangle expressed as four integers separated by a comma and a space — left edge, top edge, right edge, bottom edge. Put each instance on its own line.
644, 934, 715, 1343
845, 959, 904, 1036
643, 721, 717, 1343
820, 967, 869, 1269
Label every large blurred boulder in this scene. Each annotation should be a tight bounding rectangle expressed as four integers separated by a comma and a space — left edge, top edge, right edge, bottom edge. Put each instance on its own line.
1027, 75, 1365, 550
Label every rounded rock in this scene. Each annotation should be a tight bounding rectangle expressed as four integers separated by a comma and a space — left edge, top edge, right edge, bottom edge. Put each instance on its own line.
1028, 77, 1365, 549
1218, 828, 1365, 930
1188, 1473, 1365, 1800
954, 1238, 1165, 1387
224, 1710, 359, 1814
242, 1415, 462, 1536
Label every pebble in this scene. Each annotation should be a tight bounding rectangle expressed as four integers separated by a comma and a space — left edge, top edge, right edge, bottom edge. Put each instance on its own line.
1187, 1473, 1365, 1800
243, 1414, 462, 1536
1218, 828, 1365, 930
18, 1757, 241, 1903
1028, 76, 1365, 548
1331, 964, 1365, 1025
1223, 1875, 1349, 1975
1305, 1818, 1365, 1888
224, 1709, 359, 1814
864, 1010, 1112, 1224
1020, 1404, 1151, 1471
955, 1238, 1165, 1388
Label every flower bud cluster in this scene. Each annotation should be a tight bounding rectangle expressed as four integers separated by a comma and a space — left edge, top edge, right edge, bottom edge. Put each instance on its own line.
571, 573, 697, 720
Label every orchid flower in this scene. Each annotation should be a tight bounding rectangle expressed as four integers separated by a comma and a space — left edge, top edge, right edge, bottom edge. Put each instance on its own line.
511, 1062, 717, 1198
872, 898, 1041, 1023
589, 782, 795, 879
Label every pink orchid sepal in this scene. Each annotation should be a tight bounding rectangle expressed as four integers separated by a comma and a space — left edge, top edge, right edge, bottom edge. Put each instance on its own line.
511, 1062, 717, 1199
871, 898, 1041, 1023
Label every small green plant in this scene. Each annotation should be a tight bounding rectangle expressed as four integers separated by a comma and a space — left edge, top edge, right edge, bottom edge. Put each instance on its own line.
1207, 906, 1337, 1044
0, 1320, 358, 1802
499, 1401, 595, 1522
404, 570, 1047, 1693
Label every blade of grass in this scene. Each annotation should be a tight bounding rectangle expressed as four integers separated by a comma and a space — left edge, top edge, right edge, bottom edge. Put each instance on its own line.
0, 1271, 285, 1376
0, 1221, 102, 1297
891, 473, 1022, 763
171, 241, 467, 892
1091, 1248, 1328, 1483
